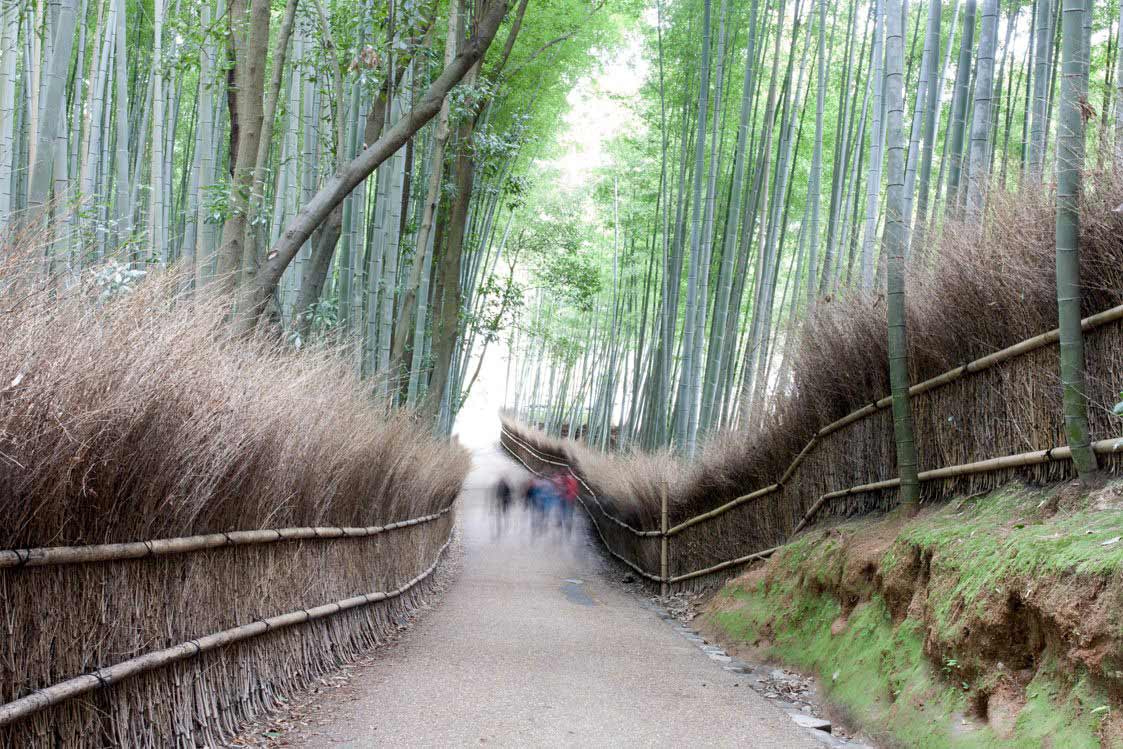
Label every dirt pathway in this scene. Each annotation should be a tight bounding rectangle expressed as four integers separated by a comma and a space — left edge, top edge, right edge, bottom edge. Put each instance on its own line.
266, 447, 823, 748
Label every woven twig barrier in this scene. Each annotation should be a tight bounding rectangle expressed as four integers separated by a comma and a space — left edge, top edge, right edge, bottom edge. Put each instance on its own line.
1, 492, 457, 745
507, 302, 1123, 538
500, 422, 1123, 584
0, 535, 452, 729
0, 504, 454, 569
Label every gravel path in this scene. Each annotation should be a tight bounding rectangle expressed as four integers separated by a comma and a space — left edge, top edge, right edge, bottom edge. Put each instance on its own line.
272, 447, 822, 748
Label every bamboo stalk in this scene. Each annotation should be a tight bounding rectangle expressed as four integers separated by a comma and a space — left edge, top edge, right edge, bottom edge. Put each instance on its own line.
660, 483, 669, 596
668, 545, 780, 584
521, 306, 1123, 536
0, 506, 455, 569
664, 484, 779, 536
0, 536, 453, 728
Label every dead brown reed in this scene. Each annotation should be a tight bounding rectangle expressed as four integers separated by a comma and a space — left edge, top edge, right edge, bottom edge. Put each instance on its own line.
507, 171, 1123, 548
0, 263, 468, 547
0, 245, 468, 745
665, 172, 1123, 523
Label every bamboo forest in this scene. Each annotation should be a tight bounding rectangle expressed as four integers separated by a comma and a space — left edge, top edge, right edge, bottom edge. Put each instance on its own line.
4, 0, 1123, 742
0, 0, 1118, 444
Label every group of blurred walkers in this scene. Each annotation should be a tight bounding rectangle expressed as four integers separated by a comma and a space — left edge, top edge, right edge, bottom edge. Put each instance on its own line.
492, 471, 578, 535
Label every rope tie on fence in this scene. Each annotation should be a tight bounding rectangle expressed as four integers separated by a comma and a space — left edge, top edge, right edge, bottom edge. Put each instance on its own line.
12, 549, 29, 567
187, 639, 202, 657
92, 670, 110, 689
223, 533, 235, 546
142, 540, 155, 557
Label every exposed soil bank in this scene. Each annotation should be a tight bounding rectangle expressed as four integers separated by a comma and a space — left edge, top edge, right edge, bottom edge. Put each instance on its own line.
702, 481, 1123, 747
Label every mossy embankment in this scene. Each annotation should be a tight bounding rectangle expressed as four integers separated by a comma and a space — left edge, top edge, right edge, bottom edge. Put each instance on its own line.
702, 481, 1123, 747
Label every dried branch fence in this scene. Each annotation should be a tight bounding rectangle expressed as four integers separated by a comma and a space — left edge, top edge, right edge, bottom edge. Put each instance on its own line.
0, 502, 456, 746
501, 303, 1123, 590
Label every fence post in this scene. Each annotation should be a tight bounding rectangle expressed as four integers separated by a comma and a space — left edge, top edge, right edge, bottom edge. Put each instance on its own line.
660, 482, 669, 596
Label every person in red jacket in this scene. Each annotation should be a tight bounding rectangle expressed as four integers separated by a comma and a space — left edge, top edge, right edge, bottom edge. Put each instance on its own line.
552, 471, 578, 532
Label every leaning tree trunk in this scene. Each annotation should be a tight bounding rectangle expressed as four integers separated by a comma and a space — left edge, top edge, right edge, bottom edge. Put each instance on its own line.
884, 0, 921, 511
1055, 0, 1098, 479
236, 0, 509, 337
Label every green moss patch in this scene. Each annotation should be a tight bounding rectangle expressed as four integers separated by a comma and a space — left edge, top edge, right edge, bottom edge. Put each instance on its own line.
704, 481, 1123, 748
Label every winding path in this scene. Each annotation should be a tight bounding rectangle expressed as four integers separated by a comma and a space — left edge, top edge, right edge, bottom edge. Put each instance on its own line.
281, 447, 821, 747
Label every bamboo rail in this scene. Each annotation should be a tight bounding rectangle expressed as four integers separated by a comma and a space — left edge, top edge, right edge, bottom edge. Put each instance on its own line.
507, 302, 1123, 538
793, 437, 1123, 533
0, 535, 453, 728
501, 417, 1123, 584
0, 505, 456, 569
668, 546, 781, 584
664, 484, 780, 536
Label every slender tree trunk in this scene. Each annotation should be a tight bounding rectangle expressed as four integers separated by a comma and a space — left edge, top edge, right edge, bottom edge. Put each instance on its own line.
0, 1, 22, 226
215, 0, 270, 287
1030, 0, 1053, 176
150, 0, 166, 260
1116, 0, 1123, 167
902, 0, 940, 245
26, 0, 77, 227
965, 0, 999, 219
1055, 0, 1098, 478
427, 109, 478, 418
243, 0, 299, 275
884, 0, 921, 511
392, 0, 458, 389
809, 0, 827, 297
861, 0, 884, 288
945, 0, 977, 216
674, 0, 713, 455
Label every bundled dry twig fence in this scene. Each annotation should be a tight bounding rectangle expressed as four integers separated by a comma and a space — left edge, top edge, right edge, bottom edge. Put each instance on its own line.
499, 177, 1123, 588
0, 254, 469, 745
500, 291, 1123, 586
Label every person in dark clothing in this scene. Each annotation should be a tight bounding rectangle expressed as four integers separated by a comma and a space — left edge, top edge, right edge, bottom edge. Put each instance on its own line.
493, 477, 513, 536
495, 477, 512, 513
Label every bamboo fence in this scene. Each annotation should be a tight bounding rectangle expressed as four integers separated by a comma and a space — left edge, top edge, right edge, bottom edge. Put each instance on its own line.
0, 505, 454, 568
0, 503, 457, 746
500, 303, 1123, 588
